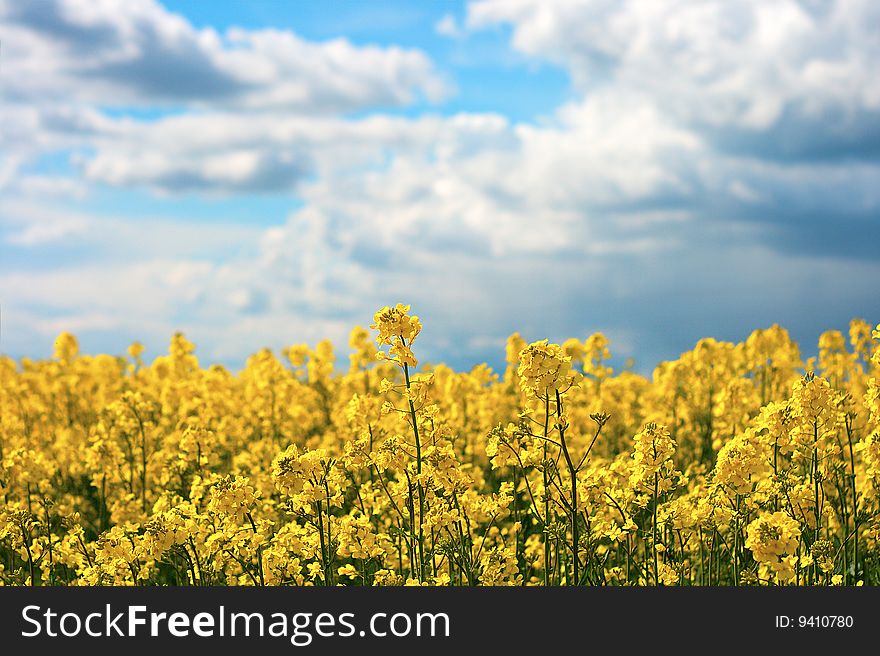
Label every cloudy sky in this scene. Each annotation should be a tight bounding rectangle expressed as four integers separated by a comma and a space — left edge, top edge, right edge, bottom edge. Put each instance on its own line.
1, 0, 878, 372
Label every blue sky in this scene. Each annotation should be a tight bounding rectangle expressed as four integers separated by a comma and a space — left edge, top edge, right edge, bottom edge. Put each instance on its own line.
1, 0, 878, 373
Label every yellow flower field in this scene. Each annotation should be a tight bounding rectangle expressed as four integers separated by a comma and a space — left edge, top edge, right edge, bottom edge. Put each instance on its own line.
1, 305, 879, 586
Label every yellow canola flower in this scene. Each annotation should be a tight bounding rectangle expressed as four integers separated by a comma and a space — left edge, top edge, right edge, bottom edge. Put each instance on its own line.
2, 309, 879, 587
517, 340, 580, 401
371, 304, 422, 368
745, 512, 801, 583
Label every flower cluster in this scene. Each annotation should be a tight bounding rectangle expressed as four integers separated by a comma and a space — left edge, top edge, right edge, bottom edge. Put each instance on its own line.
629, 422, 683, 498
745, 512, 801, 582
371, 304, 422, 368
517, 340, 579, 401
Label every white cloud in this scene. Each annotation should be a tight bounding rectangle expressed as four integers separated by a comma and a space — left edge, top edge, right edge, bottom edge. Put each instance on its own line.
7, 175, 89, 202
75, 110, 516, 194
0, 200, 262, 259
466, 0, 880, 144
435, 14, 463, 38
0, 0, 447, 112
3, 203, 91, 245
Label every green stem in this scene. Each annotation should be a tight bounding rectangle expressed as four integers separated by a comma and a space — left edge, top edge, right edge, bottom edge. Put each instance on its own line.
652, 473, 659, 585
733, 494, 740, 586
246, 512, 265, 587
543, 396, 550, 586
555, 390, 578, 586
401, 337, 426, 583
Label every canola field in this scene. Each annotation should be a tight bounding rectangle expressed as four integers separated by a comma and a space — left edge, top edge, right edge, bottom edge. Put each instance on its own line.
1, 305, 879, 586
